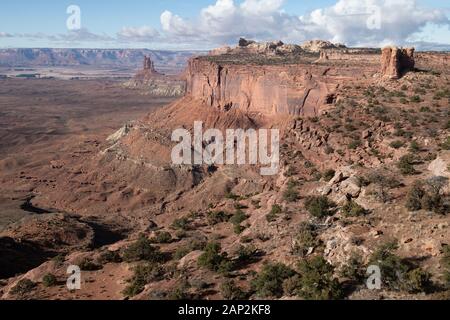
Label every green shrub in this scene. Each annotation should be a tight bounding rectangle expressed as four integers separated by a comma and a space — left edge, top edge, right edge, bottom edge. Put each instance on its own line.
153, 231, 173, 244
409, 141, 421, 152
406, 181, 425, 211
403, 268, 432, 294
173, 247, 191, 260
233, 224, 246, 234
207, 211, 230, 225
78, 258, 102, 271
266, 204, 282, 222
296, 256, 344, 300
123, 263, 165, 297
348, 140, 362, 150
251, 263, 295, 298
220, 280, 247, 300
342, 200, 367, 217
10, 279, 36, 296
292, 222, 319, 257
367, 170, 401, 203
410, 95, 422, 103
230, 209, 248, 234
283, 180, 299, 202
397, 154, 417, 175
441, 136, 450, 150
173, 238, 207, 260
168, 280, 192, 300
229, 210, 248, 225
236, 245, 258, 264
225, 192, 241, 201
323, 169, 336, 182
198, 242, 233, 274
98, 250, 122, 264
340, 253, 366, 283
406, 178, 448, 214
305, 196, 337, 218
369, 241, 431, 293
390, 140, 405, 149
369, 241, 405, 289
171, 217, 191, 230
122, 234, 164, 263
42, 274, 57, 287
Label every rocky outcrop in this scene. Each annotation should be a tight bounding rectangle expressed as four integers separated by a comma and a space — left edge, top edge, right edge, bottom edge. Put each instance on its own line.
185, 57, 345, 116
381, 47, 415, 79
123, 56, 186, 97
301, 40, 347, 53
185, 51, 380, 117
143, 55, 157, 73
210, 38, 303, 56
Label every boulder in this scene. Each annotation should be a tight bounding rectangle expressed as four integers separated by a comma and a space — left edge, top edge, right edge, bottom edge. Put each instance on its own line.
238, 38, 256, 47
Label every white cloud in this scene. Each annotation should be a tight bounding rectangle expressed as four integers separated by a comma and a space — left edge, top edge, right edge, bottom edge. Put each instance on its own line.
117, 26, 160, 42
11, 29, 114, 43
0, 32, 13, 38
159, 0, 449, 48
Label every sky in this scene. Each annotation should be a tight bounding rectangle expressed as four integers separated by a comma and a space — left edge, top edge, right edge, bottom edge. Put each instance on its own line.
0, 0, 449, 50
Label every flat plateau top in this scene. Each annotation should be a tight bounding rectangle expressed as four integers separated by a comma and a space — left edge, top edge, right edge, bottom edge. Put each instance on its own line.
198, 49, 382, 66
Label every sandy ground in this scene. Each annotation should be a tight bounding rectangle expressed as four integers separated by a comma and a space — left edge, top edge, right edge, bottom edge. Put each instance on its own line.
0, 78, 176, 230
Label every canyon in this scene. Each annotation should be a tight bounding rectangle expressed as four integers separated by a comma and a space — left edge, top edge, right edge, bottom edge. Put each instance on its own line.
0, 40, 449, 301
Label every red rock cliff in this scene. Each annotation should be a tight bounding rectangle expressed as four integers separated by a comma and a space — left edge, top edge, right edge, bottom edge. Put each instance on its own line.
185, 56, 377, 117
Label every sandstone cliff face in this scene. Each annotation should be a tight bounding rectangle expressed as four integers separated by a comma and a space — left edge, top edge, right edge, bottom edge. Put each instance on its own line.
381, 47, 415, 79
185, 57, 375, 117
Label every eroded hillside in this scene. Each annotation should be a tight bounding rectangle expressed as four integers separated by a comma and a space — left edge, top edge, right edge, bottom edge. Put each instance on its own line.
1, 40, 449, 300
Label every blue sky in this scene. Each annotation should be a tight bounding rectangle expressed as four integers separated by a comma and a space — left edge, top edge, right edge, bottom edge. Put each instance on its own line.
0, 0, 449, 49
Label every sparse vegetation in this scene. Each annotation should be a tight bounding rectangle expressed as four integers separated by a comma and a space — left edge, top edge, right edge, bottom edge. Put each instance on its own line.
207, 211, 230, 225
341, 200, 367, 217
406, 177, 448, 214
251, 263, 295, 298
292, 222, 320, 257
283, 179, 300, 202
305, 196, 337, 218
42, 273, 58, 287
369, 241, 431, 293
198, 242, 234, 274
123, 263, 165, 297
441, 136, 450, 150
171, 217, 191, 231
230, 209, 248, 234
10, 279, 36, 296
398, 154, 417, 175
152, 231, 173, 244
323, 169, 336, 182
390, 140, 405, 149
122, 234, 164, 263
340, 253, 366, 284
266, 204, 283, 222
220, 280, 247, 300
98, 250, 122, 264
367, 170, 401, 203
78, 258, 102, 271
295, 256, 344, 300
